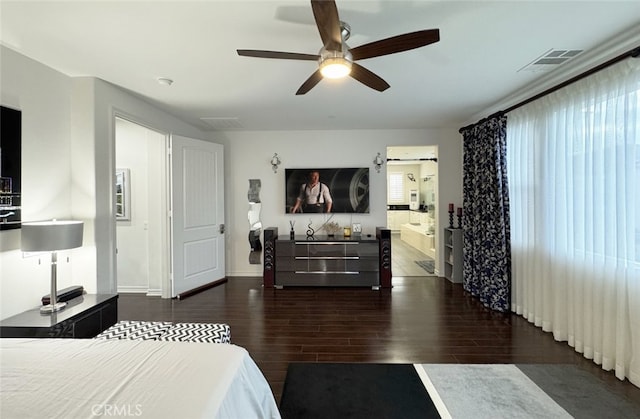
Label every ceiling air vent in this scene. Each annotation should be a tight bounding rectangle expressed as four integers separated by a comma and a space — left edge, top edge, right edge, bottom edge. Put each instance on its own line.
200, 117, 243, 131
518, 49, 583, 73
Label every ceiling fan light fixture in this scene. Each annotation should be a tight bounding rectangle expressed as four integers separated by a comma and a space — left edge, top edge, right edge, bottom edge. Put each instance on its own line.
319, 47, 353, 79
320, 57, 352, 78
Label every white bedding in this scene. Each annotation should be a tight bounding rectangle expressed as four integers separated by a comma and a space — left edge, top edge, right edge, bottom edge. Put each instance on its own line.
0, 338, 280, 419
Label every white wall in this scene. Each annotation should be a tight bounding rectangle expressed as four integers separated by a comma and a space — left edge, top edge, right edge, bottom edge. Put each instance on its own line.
0, 46, 212, 318
218, 129, 462, 277
0, 46, 78, 318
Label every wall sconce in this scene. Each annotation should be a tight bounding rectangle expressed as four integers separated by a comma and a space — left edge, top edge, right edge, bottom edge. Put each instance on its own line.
373, 152, 384, 173
270, 153, 281, 173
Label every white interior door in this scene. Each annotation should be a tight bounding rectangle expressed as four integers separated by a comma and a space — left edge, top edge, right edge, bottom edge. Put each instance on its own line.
170, 135, 224, 297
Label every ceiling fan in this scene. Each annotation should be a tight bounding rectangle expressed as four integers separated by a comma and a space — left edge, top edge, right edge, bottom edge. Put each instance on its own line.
237, 0, 440, 95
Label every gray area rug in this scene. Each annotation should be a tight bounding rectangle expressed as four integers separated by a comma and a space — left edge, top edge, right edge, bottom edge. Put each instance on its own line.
419, 364, 640, 419
516, 364, 640, 418
415, 259, 435, 274
420, 364, 571, 418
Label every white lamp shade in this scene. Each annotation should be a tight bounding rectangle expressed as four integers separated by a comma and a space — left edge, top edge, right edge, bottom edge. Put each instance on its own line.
21, 220, 84, 252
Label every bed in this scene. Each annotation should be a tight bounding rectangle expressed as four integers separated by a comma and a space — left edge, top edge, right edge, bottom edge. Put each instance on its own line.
0, 338, 281, 419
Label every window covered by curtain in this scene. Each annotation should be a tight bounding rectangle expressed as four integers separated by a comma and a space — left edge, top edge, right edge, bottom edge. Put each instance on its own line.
507, 58, 640, 385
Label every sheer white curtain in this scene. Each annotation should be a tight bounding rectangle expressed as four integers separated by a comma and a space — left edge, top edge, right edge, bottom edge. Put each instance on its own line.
507, 58, 640, 386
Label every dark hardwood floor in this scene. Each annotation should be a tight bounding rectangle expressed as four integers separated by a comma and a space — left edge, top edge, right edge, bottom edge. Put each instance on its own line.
117, 276, 640, 407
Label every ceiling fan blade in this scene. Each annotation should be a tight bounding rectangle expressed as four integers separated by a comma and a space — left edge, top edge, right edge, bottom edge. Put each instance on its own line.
296, 70, 323, 95
237, 49, 319, 61
311, 0, 342, 51
349, 63, 390, 92
350, 29, 440, 61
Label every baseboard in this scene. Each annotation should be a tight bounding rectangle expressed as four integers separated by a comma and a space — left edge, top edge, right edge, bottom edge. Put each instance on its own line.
227, 270, 263, 277
117, 286, 147, 294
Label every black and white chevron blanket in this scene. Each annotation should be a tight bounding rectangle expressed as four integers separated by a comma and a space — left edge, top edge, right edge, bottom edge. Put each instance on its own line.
95, 320, 231, 344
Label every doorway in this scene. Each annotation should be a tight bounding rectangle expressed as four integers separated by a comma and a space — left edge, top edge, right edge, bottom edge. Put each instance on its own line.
114, 118, 226, 299
115, 117, 169, 297
386, 145, 439, 276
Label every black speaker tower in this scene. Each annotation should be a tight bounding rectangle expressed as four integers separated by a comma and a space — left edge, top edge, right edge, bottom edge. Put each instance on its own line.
263, 227, 278, 288
376, 227, 392, 288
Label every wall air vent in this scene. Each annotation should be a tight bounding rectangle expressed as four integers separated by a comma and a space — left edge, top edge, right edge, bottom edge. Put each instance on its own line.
200, 117, 243, 131
518, 49, 583, 73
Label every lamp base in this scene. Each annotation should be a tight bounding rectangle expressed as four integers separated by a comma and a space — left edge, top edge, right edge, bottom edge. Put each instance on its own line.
40, 301, 67, 313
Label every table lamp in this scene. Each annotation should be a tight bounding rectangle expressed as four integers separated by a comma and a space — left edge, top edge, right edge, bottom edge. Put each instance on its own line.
21, 220, 84, 313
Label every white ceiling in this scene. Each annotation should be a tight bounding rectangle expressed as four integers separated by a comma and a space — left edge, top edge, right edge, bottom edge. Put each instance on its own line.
1, 1, 639, 132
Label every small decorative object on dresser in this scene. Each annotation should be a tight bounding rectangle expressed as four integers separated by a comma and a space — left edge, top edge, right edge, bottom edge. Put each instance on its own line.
448, 203, 454, 228
289, 220, 295, 239
323, 221, 341, 237
306, 219, 315, 238
352, 223, 362, 235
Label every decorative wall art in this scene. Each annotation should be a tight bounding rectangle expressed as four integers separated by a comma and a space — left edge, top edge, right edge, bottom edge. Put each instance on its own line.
0, 106, 21, 230
115, 168, 131, 221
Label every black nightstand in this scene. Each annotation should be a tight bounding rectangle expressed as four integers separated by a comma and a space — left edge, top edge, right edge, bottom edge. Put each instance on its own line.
0, 294, 118, 338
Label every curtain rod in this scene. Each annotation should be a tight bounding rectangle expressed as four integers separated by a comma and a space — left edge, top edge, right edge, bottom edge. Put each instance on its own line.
387, 158, 438, 162
459, 45, 640, 133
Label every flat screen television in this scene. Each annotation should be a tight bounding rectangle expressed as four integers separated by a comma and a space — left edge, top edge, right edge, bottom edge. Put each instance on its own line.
285, 168, 370, 214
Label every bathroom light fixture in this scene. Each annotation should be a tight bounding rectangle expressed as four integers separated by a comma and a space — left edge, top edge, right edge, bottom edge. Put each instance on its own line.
373, 152, 384, 173
271, 153, 281, 173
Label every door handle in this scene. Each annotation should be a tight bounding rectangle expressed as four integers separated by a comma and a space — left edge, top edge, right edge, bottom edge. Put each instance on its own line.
219, 224, 225, 234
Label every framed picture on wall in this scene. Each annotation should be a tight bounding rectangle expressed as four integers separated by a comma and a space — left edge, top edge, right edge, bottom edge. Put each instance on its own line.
0, 106, 22, 230
115, 168, 130, 221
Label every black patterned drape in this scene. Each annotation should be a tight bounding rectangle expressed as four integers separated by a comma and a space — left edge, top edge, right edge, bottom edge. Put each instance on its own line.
460, 115, 511, 312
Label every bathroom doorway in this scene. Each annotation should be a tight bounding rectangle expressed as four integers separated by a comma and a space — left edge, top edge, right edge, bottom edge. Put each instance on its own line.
115, 117, 169, 297
386, 146, 439, 276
